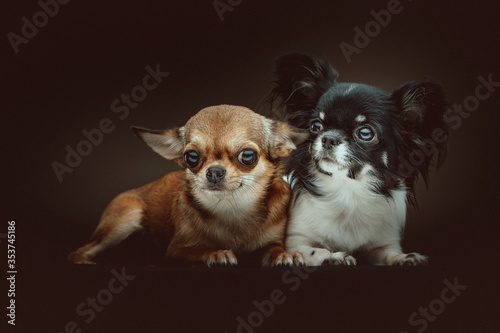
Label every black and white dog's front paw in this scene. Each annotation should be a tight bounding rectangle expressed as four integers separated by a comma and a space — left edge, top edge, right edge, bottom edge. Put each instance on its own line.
323, 251, 357, 266
306, 248, 357, 266
392, 252, 428, 266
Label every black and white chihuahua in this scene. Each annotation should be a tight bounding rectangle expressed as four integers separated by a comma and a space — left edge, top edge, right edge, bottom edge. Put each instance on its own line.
270, 52, 448, 266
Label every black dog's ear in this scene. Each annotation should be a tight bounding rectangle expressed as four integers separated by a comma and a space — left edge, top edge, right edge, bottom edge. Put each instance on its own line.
392, 81, 448, 181
269, 52, 338, 128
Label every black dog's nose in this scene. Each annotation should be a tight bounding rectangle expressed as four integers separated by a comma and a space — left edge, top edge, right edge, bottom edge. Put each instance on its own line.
321, 135, 342, 150
206, 167, 226, 183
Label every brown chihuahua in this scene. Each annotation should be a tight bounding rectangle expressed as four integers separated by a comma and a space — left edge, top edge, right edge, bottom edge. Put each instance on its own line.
68, 105, 308, 267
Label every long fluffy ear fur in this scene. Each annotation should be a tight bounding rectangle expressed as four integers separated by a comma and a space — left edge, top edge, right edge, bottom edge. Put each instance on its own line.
132, 126, 185, 162
391, 81, 448, 187
269, 52, 338, 128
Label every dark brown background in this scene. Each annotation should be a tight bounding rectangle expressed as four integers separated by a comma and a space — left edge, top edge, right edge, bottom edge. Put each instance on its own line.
2, 0, 499, 332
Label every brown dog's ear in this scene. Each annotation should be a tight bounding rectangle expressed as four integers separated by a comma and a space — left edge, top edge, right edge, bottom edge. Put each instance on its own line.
132, 126, 184, 160
270, 121, 309, 159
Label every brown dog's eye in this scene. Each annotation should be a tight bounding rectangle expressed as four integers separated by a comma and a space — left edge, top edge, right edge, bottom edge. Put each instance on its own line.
237, 149, 258, 166
184, 150, 200, 168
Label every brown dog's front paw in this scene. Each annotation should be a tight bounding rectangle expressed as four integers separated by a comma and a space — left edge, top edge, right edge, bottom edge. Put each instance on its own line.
204, 250, 238, 267
68, 251, 96, 265
272, 251, 305, 267
392, 252, 428, 266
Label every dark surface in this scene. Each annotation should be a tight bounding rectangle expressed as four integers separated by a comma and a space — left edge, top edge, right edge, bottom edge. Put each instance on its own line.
22, 264, 497, 332
3, 0, 500, 332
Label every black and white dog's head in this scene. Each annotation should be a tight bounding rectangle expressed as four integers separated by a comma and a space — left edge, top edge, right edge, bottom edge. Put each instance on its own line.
270, 52, 448, 200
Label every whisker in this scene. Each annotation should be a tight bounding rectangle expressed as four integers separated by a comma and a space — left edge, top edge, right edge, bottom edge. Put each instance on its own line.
348, 155, 363, 165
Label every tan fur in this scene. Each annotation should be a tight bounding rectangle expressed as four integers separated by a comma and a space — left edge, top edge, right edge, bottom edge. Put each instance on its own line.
68, 105, 309, 267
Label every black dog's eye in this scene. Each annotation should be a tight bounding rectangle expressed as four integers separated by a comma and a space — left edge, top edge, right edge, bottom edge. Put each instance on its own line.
310, 121, 323, 133
184, 150, 200, 168
357, 126, 375, 141
237, 149, 258, 166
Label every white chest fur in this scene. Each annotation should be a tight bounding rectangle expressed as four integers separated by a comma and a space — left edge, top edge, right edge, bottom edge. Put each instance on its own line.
194, 188, 258, 222
287, 165, 407, 253
193, 187, 281, 252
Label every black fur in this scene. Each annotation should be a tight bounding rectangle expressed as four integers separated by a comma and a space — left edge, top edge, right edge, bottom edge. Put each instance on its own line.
269, 52, 448, 204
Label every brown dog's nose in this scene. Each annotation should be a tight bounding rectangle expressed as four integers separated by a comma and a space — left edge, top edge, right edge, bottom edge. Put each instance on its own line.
206, 167, 226, 183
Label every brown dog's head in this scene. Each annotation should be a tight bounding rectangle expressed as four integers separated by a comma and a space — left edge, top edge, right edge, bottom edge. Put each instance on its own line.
133, 105, 308, 201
